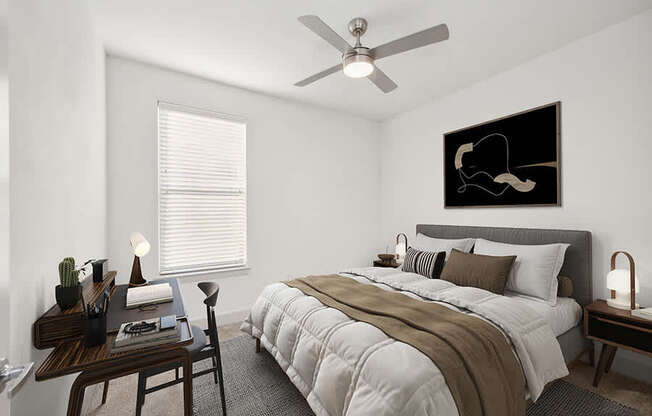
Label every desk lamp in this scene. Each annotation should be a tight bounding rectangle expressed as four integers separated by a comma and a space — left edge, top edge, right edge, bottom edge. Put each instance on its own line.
606, 251, 639, 310
129, 232, 150, 287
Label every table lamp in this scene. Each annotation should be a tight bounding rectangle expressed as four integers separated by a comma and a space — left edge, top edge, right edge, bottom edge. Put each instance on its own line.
395, 233, 408, 263
129, 232, 150, 287
606, 251, 639, 310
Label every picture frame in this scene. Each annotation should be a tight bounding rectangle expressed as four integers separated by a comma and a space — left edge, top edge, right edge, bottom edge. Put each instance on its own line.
443, 102, 561, 208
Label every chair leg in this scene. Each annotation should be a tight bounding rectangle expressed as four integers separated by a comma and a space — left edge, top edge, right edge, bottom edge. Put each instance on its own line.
175, 367, 179, 381
214, 331, 227, 415
136, 372, 146, 416
211, 355, 218, 384
101, 380, 109, 404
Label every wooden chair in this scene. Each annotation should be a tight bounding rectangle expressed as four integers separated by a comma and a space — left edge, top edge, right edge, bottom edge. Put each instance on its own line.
134, 282, 227, 416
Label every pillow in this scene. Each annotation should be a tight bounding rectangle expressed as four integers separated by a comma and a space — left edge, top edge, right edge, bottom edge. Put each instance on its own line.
401, 246, 420, 273
440, 249, 516, 294
473, 238, 569, 305
401, 247, 446, 279
557, 276, 573, 298
414, 233, 475, 259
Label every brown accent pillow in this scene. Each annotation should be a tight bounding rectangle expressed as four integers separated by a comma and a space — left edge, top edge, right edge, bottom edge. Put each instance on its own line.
440, 249, 516, 295
557, 276, 573, 298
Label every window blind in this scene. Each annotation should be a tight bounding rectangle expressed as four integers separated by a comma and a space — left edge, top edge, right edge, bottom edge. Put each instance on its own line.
158, 102, 246, 275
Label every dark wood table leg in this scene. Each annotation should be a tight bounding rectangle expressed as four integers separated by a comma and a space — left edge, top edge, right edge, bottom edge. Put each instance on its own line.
66, 348, 191, 416
588, 343, 595, 367
67, 373, 87, 416
255, 338, 261, 353
182, 350, 193, 416
604, 346, 617, 374
101, 380, 109, 404
593, 344, 617, 387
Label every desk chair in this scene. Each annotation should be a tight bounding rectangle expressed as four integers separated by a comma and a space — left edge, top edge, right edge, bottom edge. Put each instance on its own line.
135, 282, 227, 416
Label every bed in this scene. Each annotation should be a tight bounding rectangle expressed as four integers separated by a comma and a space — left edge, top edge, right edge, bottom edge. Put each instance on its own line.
241, 225, 592, 416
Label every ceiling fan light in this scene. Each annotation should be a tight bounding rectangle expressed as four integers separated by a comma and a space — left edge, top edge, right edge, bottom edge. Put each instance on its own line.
343, 53, 374, 78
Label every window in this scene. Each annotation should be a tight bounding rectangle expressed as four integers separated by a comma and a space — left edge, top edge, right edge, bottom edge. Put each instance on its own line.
158, 102, 246, 275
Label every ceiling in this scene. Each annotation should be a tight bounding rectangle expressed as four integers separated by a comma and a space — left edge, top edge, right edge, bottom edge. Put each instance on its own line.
90, 0, 652, 120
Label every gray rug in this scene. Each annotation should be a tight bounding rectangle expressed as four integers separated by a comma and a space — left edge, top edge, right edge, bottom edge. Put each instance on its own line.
526, 380, 639, 416
194, 335, 638, 416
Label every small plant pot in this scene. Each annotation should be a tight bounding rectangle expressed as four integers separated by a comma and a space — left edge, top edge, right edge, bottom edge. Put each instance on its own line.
55, 284, 82, 310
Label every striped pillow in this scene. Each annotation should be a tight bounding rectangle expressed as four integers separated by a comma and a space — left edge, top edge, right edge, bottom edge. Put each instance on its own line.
402, 247, 446, 279
402, 247, 420, 273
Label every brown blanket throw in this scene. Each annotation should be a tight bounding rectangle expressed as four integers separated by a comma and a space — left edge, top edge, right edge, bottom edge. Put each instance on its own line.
285, 275, 525, 416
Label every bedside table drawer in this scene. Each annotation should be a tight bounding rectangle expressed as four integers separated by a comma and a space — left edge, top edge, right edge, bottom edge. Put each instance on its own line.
587, 314, 652, 353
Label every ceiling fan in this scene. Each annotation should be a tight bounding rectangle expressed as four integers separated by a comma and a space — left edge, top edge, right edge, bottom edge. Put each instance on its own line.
295, 15, 449, 93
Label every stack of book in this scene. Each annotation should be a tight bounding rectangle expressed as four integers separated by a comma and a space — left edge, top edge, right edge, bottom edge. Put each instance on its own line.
111, 317, 179, 354
125, 283, 173, 309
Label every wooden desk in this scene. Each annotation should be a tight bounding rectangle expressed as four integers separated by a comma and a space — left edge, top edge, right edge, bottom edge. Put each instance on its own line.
34, 277, 195, 416
584, 299, 652, 387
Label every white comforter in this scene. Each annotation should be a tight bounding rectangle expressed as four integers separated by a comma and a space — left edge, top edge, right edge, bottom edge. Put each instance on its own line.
241, 268, 568, 416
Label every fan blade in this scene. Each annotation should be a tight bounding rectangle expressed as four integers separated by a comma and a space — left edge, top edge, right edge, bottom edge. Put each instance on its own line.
295, 64, 343, 87
298, 15, 352, 54
367, 66, 397, 93
370, 23, 449, 60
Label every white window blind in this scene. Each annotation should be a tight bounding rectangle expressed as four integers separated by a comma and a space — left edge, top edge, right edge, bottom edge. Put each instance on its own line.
158, 102, 246, 275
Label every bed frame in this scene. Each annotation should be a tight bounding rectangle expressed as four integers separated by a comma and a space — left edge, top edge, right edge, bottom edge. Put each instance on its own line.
416, 224, 593, 364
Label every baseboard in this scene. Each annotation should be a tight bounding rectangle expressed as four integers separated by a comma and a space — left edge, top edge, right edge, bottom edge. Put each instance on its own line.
191, 307, 249, 328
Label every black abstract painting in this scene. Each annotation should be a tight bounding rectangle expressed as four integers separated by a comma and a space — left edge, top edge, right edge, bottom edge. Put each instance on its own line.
444, 102, 560, 207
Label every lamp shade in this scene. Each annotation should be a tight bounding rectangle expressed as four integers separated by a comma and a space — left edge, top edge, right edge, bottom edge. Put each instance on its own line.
130, 232, 151, 258
395, 243, 407, 258
606, 269, 640, 293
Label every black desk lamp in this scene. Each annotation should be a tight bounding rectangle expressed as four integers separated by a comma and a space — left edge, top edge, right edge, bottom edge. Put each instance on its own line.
129, 232, 150, 287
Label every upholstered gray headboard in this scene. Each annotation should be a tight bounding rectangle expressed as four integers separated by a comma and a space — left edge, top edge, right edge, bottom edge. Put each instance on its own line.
416, 224, 593, 307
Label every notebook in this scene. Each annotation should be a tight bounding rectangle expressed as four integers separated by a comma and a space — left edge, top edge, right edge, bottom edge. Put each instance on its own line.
126, 283, 173, 309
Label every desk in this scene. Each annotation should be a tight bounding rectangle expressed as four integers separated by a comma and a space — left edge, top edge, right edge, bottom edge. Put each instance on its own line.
34, 277, 194, 416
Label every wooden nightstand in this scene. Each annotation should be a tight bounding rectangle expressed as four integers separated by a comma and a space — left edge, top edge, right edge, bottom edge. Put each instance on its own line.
372, 260, 400, 268
584, 300, 652, 386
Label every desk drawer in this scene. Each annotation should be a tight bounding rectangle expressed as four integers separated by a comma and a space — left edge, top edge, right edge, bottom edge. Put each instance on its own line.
587, 314, 652, 353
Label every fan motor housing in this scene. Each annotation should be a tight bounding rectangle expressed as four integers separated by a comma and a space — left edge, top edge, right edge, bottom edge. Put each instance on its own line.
343, 46, 373, 63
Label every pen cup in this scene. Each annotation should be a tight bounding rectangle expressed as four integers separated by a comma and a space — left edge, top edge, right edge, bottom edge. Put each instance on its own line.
84, 313, 107, 347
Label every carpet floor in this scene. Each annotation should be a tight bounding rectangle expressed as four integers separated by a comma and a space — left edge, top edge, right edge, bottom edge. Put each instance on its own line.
84, 324, 651, 415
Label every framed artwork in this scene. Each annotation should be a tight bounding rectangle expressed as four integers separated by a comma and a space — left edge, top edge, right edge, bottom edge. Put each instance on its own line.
443, 102, 560, 208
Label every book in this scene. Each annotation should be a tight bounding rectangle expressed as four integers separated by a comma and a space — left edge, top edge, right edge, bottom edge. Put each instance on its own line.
631, 307, 652, 321
126, 283, 173, 309
111, 317, 179, 354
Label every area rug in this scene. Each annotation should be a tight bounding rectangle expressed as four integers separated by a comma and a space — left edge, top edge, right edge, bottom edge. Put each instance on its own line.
194, 335, 639, 416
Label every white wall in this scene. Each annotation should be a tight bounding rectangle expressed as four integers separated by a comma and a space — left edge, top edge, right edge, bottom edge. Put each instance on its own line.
8, 0, 106, 414
0, 11, 9, 416
106, 56, 381, 323
380, 10, 652, 382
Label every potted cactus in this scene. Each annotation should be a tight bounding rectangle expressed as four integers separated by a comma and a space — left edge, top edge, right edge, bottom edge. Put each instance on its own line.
55, 257, 83, 310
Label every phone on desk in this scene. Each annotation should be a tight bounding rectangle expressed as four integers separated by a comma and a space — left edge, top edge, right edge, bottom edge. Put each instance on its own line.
160, 315, 177, 330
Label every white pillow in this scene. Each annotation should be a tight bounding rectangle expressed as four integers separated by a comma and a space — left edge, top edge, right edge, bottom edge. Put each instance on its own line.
473, 238, 569, 305
413, 234, 475, 259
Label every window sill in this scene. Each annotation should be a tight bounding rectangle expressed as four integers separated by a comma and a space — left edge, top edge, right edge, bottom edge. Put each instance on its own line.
160, 265, 250, 279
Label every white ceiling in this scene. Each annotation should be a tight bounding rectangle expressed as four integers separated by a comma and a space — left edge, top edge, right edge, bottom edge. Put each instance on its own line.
90, 0, 652, 120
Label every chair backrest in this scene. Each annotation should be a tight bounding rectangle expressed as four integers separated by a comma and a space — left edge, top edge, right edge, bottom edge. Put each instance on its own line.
197, 282, 220, 346
198, 282, 219, 307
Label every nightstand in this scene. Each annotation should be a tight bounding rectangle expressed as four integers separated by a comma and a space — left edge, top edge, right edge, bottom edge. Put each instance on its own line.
372, 260, 400, 268
584, 300, 652, 386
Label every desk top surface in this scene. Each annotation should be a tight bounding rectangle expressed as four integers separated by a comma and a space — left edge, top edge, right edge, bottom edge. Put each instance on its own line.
35, 317, 193, 381
106, 278, 186, 332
